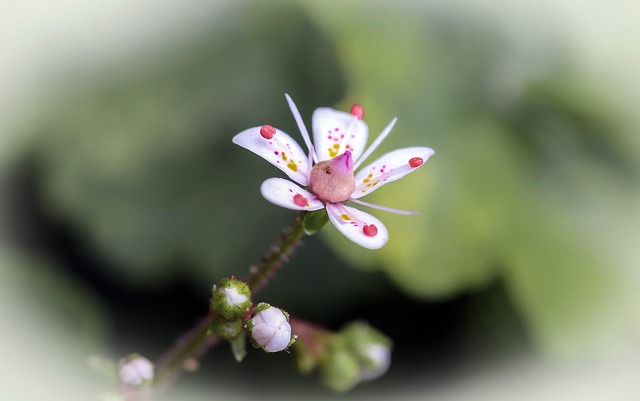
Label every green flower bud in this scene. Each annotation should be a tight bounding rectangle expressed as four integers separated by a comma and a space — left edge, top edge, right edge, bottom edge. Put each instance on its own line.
210, 277, 252, 320
342, 321, 392, 381
209, 315, 244, 340
318, 348, 360, 392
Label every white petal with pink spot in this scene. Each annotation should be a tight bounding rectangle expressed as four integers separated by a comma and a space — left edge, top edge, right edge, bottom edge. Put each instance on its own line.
326, 203, 388, 249
232, 127, 310, 186
260, 178, 324, 211
352, 146, 435, 199
312, 108, 368, 163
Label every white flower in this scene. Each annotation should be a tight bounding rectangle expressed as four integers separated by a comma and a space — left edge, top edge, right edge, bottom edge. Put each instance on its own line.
248, 304, 294, 353
118, 355, 154, 387
233, 94, 434, 249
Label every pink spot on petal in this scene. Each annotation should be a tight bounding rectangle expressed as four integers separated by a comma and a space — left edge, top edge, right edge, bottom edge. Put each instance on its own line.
260, 125, 276, 139
363, 224, 378, 237
293, 194, 308, 207
350, 103, 364, 119
409, 157, 424, 168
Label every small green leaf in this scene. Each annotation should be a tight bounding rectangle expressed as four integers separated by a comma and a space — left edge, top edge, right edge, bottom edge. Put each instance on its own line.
230, 332, 247, 363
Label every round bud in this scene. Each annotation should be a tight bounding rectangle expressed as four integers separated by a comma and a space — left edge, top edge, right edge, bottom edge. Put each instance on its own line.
319, 349, 360, 392
118, 354, 154, 387
210, 277, 252, 320
342, 321, 392, 381
248, 303, 295, 353
356, 343, 391, 381
209, 315, 244, 340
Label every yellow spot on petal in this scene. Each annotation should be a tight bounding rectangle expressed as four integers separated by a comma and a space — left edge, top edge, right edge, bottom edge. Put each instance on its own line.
363, 178, 370, 183
327, 143, 341, 158
287, 161, 298, 172
281, 152, 288, 161
340, 214, 351, 221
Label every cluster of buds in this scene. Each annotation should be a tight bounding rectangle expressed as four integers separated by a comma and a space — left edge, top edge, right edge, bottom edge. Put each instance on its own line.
294, 321, 392, 392
208, 277, 295, 360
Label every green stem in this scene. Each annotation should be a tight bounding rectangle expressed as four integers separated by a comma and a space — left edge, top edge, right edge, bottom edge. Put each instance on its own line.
152, 213, 307, 392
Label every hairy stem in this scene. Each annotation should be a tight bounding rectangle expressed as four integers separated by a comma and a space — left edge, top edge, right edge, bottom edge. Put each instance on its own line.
245, 213, 305, 292
152, 213, 306, 393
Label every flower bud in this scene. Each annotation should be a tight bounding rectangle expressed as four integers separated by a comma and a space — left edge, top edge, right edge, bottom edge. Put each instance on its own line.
318, 348, 360, 392
210, 277, 252, 320
342, 321, 392, 381
247, 303, 295, 353
209, 315, 244, 340
117, 354, 154, 387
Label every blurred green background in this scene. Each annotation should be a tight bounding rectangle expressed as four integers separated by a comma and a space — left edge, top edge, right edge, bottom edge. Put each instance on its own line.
2, 1, 640, 400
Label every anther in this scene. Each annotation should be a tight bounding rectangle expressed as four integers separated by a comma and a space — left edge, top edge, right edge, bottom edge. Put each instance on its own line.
350, 104, 364, 119
409, 157, 424, 168
363, 224, 378, 237
260, 125, 276, 139
293, 194, 308, 207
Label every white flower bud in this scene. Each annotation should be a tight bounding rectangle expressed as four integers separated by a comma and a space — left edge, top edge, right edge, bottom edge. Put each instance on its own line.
118, 354, 154, 387
342, 321, 392, 382
248, 303, 294, 353
358, 343, 391, 381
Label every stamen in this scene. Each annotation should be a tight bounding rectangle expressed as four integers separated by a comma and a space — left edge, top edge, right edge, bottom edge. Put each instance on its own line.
260, 125, 276, 139
349, 198, 418, 215
350, 103, 364, 119
285, 93, 317, 162
334, 203, 363, 227
409, 157, 424, 168
354, 117, 397, 170
363, 224, 378, 237
334, 116, 360, 159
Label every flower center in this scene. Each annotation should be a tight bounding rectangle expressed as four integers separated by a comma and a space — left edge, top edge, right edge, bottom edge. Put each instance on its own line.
309, 151, 355, 203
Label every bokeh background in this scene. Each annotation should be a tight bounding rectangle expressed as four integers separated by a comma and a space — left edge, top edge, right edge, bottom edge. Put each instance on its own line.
2, 1, 640, 400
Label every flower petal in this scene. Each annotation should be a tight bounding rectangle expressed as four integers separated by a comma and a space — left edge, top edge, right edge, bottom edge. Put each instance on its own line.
326, 203, 388, 249
233, 127, 310, 186
260, 178, 325, 211
312, 108, 368, 163
352, 147, 435, 199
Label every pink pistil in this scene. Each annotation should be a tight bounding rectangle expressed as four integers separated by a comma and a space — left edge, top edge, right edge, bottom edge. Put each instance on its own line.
350, 104, 364, 119
409, 157, 424, 168
309, 151, 355, 203
260, 125, 276, 139
363, 224, 378, 237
